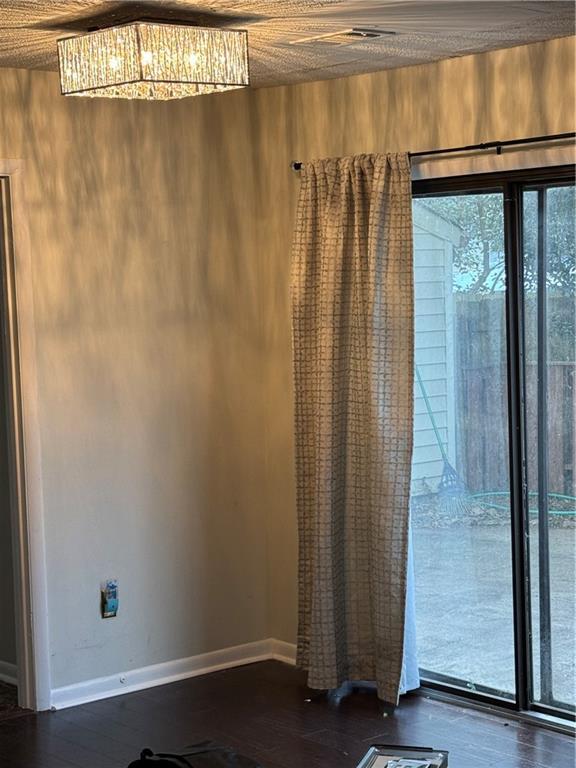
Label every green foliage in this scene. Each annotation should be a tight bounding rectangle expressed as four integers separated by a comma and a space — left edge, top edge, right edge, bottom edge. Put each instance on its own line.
421, 187, 575, 296
523, 186, 576, 294
422, 193, 504, 294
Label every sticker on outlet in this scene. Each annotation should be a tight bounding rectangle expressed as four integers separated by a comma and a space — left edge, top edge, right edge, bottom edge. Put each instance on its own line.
100, 579, 119, 618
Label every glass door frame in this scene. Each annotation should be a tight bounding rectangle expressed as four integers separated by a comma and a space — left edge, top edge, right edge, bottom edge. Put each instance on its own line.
412, 164, 575, 725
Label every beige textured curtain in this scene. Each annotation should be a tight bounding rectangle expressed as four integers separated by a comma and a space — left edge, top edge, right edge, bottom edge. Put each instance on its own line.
291, 153, 414, 704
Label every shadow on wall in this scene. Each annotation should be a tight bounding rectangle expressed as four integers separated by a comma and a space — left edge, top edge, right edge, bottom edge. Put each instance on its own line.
0, 69, 271, 688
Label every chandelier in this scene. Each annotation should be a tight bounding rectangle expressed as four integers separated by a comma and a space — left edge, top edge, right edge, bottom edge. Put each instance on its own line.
57, 22, 250, 100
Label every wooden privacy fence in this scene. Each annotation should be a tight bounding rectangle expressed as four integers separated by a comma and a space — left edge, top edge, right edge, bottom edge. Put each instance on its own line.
525, 362, 575, 496
455, 294, 575, 495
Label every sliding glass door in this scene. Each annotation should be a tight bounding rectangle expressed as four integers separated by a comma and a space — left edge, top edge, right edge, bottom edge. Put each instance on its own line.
411, 191, 515, 699
411, 168, 575, 721
523, 183, 575, 715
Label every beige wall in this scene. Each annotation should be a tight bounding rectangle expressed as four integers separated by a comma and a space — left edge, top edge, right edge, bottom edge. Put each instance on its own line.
0, 68, 269, 688
0, 35, 573, 692
253, 36, 576, 643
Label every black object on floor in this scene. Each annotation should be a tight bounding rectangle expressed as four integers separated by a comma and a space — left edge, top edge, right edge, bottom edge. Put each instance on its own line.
128, 742, 262, 767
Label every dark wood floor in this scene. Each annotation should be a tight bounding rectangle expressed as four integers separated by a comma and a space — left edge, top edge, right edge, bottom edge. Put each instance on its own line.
0, 661, 573, 767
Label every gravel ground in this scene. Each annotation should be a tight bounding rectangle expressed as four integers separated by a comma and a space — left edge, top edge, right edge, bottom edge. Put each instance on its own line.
411, 494, 576, 709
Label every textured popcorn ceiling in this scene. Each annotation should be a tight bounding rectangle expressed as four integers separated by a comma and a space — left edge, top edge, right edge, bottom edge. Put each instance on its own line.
0, 1, 573, 88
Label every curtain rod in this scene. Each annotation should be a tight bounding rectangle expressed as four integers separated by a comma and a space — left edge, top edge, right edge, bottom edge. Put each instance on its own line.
290, 132, 576, 171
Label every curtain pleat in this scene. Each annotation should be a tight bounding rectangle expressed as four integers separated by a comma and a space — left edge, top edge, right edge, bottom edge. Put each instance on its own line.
291, 153, 414, 704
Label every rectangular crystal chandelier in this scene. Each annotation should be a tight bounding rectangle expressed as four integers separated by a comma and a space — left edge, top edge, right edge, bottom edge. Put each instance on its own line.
57, 22, 249, 100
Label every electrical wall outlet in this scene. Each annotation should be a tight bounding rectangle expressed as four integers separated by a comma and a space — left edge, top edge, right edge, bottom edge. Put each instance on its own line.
100, 579, 118, 618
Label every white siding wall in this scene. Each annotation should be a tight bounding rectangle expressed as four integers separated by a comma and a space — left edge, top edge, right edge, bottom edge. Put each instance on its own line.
412, 216, 457, 493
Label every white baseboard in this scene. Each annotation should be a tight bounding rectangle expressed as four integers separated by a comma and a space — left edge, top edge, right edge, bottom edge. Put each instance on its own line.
269, 638, 297, 665
50, 637, 297, 711
0, 659, 17, 686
